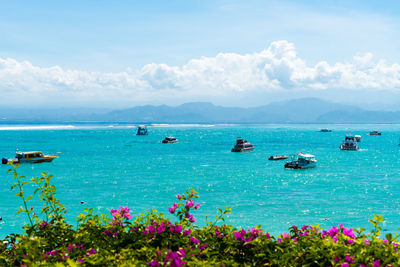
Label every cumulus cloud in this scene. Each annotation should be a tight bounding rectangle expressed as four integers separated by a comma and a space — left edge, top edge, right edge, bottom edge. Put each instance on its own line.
1, 40, 400, 106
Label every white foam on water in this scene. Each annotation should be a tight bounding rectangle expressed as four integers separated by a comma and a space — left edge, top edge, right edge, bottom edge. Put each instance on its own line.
0, 125, 75, 131
151, 124, 215, 128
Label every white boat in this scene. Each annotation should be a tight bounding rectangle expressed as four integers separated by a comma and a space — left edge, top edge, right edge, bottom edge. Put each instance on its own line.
2, 151, 58, 164
354, 135, 361, 142
284, 153, 317, 169
340, 134, 359, 151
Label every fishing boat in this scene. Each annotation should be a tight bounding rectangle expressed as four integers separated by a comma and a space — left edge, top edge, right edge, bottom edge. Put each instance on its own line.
268, 155, 288, 161
231, 137, 254, 152
368, 130, 381, 136
340, 134, 359, 151
354, 135, 361, 142
136, 125, 148, 136
284, 153, 317, 169
162, 136, 178, 143
2, 151, 58, 164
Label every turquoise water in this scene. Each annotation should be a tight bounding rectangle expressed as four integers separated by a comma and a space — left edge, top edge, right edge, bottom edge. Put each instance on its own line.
1, 123, 400, 238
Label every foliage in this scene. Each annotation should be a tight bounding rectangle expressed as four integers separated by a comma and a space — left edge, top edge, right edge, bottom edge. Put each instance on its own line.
1, 164, 400, 266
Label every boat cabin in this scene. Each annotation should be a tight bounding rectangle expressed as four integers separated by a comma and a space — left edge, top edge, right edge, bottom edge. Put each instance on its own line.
136, 125, 148, 136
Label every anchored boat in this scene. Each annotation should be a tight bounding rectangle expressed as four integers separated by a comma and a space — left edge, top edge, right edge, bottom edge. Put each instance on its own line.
340, 134, 359, 151
284, 153, 317, 169
2, 151, 58, 164
268, 155, 288, 161
231, 137, 254, 152
162, 136, 178, 143
368, 130, 381, 136
136, 125, 148, 136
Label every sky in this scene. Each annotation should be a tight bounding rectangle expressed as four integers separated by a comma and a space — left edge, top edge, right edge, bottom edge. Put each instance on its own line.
1, 0, 400, 109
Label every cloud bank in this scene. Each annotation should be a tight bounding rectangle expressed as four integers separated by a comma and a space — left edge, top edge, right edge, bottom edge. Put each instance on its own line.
1, 40, 400, 107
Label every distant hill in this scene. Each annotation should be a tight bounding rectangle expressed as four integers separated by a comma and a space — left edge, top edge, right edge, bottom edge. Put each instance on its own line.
2, 98, 400, 123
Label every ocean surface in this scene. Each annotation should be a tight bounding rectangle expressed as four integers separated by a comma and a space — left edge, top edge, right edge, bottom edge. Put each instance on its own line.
1, 123, 400, 238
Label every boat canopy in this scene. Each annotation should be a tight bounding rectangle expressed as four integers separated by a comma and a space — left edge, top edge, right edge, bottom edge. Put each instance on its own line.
298, 153, 315, 159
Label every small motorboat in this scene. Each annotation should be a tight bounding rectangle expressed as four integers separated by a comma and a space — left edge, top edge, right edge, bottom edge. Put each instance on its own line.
136, 125, 148, 136
231, 137, 254, 152
2, 150, 58, 164
319, 129, 332, 132
368, 131, 381, 136
340, 133, 359, 151
162, 136, 178, 143
268, 155, 288, 161
354, 135, 361, 142
284, 153, 317, 169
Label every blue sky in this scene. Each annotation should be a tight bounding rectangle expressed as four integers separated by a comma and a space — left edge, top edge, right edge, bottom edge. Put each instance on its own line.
0, 0, 400, 108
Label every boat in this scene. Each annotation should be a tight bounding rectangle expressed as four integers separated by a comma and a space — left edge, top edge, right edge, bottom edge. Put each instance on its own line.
354, 135, 361, 142
162, 136, 178, 143
368, 130, 381, 136
136, 125, 148, 136
2, 151, 58, 164
268, 155, 288, 161
319, 129, 332, 132
231, 137, 254, 152
284, 153, 317, 169
340, 134, 359, 151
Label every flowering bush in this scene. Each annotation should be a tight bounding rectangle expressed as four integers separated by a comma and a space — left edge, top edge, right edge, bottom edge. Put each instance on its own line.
1, 164, 400, 266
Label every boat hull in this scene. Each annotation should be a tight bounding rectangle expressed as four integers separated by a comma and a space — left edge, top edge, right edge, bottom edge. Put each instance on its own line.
162, 141, 177, 143
340, 145, 358, 151
269, 156, 288, 160
284, 161, 316, 169
2, 156, 57, 164
231, 147, 254, 152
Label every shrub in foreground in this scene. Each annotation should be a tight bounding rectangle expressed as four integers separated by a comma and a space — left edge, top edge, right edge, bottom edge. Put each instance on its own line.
0, 164, 399, 266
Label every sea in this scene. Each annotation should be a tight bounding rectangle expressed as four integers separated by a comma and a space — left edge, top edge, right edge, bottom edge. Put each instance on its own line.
1, 123, 400, 238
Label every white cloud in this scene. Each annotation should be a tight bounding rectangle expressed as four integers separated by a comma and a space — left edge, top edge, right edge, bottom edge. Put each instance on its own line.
1, 40, 400, 106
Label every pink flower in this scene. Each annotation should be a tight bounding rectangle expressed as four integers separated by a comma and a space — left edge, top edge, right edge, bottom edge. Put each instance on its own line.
282, 232, 290, 239
341, 264, 349, 267
329, 226, 339, 238
293, 237, 298, 243
194, 204, 201, 210
148, 260, 160, 267
343, 228, 356, 239
364, 240, 370, 245
334, 256, 340, 263
157, 222, 165, 234
183, 229, 191, 236
168, 207, 175, 214
344, 255, 354, 263
200, 243, 207, 250
347, 239, 355, 245
87, 248, 96, 256
176, 194, 181, 200
373, 260, 381, 267
190, 236, 200, 244
169, 224, 183, 234
185, 200, 194, 208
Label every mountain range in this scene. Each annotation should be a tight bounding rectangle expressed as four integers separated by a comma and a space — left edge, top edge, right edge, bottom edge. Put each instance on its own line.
1, 98, 400, 123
